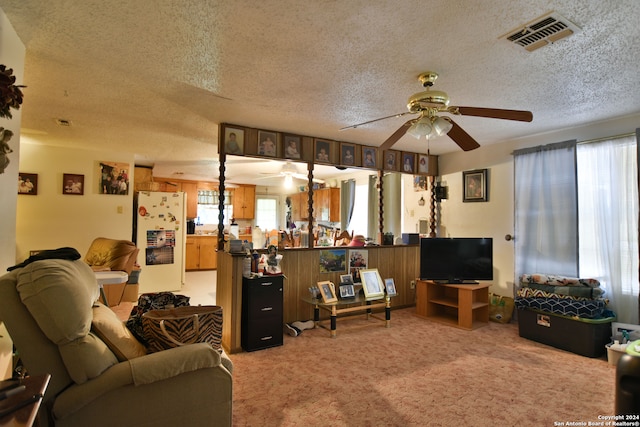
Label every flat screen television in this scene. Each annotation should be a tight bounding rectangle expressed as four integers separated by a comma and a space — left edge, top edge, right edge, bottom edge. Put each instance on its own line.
419, 237, 493, 283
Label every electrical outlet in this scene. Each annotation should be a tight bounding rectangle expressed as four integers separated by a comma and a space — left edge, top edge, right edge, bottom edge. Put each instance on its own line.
410, 280, 415, 289
117, 206, 123, 214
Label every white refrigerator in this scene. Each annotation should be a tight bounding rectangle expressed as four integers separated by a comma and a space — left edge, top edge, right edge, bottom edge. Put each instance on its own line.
135, 191, 186, 293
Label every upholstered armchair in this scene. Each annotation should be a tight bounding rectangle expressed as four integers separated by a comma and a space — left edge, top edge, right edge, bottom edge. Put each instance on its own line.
84, 237, 139, 274
0, 258, 232, 427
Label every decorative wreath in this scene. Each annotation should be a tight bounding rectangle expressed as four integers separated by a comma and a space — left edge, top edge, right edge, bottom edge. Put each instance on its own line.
0, 64, 25, 119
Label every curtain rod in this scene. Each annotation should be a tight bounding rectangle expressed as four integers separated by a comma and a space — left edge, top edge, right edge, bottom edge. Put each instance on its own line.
578, 131, 636, 145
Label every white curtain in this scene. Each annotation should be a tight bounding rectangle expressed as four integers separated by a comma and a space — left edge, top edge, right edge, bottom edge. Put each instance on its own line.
577, 135, 639, 323
340, 179, 355, 231
514, 140, 578, 281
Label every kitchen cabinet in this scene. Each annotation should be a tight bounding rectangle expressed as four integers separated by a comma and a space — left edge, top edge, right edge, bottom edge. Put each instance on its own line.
289, 192, 307, 221
181, 182, 198, 219
290, 188, 339, 222
233, 185, 255, 219
185, 236, 217, 270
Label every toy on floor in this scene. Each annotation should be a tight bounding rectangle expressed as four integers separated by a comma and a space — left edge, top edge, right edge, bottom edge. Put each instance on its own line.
284, 320, 314, 337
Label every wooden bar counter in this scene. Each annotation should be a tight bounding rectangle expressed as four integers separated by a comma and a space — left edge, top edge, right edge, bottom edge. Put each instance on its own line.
217, 244, 419, 353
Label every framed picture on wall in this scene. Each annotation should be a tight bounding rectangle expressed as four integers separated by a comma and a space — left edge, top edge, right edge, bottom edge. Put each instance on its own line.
401, 152, 415, 173
222, 125, 245, 155
362, 146, 377, 168
340, 143, 356, 166
258, 130, 278, 157
463, 168, 488, 202
99, 161, 130, 195
283, 134, 302, 159
384, 150, 399, 171
63, 173, 84, 195
314, 139, 331, 163
18, 172, 38, 195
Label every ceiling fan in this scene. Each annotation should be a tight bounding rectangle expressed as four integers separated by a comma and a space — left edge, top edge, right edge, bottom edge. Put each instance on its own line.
258, 161, 325, 188
341, 71, 533, 152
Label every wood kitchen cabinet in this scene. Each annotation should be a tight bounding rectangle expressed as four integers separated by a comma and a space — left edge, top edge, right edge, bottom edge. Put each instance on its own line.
289, 192, 306, 221
180, 181, 198, 219
290, 188, 339, 222
185, 236, 217, 270
233, 185, 255, 219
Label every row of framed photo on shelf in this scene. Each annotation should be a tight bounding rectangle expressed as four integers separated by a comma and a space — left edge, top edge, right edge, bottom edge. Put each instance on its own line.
220, 123, 436, 175
310, 268, 397, 304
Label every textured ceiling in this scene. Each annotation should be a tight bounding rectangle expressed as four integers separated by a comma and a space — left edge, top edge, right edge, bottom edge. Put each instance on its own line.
2, 1, 640, 182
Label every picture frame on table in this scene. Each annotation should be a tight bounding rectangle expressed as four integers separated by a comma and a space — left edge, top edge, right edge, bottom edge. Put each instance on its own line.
318, 281, 338, 303
63, 173, 84, 195
18, 172, 38, 195
339, 274, 354, 285
359, 268, 385, 299
463, 168, 488, 202
339, 283, 355, 299
283, 134, 302, 159
258, 130, 278, 157
384, 278, 397, 297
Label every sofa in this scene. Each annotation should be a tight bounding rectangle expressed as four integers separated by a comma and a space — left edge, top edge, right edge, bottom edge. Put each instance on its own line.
0, 257, 232, 427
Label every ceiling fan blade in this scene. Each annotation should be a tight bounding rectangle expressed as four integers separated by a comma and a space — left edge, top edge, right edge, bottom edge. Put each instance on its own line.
339, 111, 414, 131
378, 119, 415, 152
452, 106, 533, 122
445, 118, 481, 151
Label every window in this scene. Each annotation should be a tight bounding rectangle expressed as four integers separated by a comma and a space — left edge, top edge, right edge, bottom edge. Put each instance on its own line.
196, 190, 233, 225
255, 196, 279, 231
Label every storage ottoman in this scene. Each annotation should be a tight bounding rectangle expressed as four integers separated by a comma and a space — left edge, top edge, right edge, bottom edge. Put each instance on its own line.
517, 308, 615, 358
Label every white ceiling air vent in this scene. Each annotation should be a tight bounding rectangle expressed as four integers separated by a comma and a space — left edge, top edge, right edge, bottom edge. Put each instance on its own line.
500, 11, 581, 52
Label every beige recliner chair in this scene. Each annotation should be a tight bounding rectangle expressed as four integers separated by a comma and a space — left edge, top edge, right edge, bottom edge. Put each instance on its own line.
0, 258, 232, 427
84, 237, 139, 274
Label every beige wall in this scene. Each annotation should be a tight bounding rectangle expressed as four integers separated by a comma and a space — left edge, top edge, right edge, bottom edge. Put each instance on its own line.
16, 141, 135, 262
0, 9, 24, 272
0, 8, 25, 380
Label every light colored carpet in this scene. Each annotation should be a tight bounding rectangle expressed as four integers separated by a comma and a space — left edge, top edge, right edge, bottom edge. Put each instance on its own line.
229, 307, 615, 426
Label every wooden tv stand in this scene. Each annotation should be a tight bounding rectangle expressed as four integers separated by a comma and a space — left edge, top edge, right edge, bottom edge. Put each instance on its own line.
415, 280, 490, 330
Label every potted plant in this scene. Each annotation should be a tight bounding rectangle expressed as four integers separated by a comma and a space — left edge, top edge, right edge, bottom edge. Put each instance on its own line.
0, 64, 25, 119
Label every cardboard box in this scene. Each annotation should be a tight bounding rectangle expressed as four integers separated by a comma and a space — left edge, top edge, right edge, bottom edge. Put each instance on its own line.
99, 282, 126, 307
517, 308, 614, 358
121, 283, 140, 302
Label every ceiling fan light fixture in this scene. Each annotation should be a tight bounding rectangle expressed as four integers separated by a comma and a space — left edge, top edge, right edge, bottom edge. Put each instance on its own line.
283, 174, 293, 188
432, 116, 453, 136
407, 116, 433, 139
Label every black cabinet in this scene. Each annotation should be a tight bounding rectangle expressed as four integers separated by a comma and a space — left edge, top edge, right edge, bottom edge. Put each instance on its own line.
242, 275, 284, 351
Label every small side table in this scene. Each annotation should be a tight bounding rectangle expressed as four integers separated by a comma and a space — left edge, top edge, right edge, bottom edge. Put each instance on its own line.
0, 374, 50, 427
302, 294, 391, 338
94, 271, 128, 306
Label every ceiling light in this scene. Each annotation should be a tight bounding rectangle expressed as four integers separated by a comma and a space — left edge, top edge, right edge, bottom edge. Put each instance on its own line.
284, 174, 293, 188
407, 116, 452, 139
407, 116, 433, 139
432, 116, 453, 136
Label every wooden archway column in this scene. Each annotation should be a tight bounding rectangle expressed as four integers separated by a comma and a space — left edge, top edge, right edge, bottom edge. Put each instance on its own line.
429, 176, 437, 238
